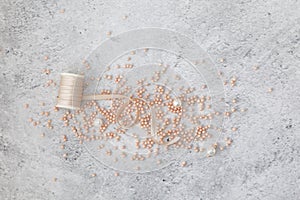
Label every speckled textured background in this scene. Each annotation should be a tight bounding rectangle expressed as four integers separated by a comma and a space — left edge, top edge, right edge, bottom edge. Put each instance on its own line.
0, 0, 299, 200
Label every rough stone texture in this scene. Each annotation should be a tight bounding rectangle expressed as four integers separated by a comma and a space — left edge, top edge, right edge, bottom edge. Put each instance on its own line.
0, 0, 299, 200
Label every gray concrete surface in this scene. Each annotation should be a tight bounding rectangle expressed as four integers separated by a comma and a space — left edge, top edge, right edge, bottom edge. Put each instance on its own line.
0, 0, 299, 199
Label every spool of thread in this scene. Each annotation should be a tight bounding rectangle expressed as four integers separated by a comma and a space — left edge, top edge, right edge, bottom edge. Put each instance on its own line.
56, 73, 84, 110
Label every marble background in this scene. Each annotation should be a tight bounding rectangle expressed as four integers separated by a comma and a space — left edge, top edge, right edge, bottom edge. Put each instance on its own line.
0, 0, 299, 199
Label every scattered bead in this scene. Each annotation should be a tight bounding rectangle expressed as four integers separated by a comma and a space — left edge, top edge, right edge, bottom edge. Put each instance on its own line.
206, 147, 216, 157
268, 88, 273, 93
252, 66, 259, 71
44, 69, 51, 75
106, 31, 112, 36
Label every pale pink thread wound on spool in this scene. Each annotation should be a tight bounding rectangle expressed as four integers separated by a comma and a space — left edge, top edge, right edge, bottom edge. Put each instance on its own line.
56, 73, 84, 110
